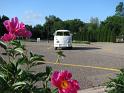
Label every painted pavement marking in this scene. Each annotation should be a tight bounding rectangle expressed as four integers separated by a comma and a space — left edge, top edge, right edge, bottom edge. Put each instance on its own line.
41, 61, 120, 72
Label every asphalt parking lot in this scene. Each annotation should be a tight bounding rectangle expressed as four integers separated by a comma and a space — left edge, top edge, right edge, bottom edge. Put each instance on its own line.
24, 41, 124, 89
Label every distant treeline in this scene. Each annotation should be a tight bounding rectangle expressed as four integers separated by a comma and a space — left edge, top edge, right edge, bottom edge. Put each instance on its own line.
0, 2, 124, 42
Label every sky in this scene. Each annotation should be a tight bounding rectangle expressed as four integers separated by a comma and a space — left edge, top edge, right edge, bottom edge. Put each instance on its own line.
0, 0, 123, 26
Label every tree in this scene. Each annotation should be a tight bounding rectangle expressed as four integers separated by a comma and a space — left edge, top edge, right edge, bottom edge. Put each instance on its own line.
84, 17, 100, 42
115, 2, 124, 16
32, 24, 43, 39
53, 21, 65, 31
0, 15, 9, 36
90, 17, 100, 27
43, 15, 63, 41
100, 16, 123, 42
44, 15, 62, 34
64, 19, 85, 33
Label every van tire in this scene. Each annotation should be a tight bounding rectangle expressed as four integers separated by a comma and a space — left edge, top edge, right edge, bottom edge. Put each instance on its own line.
70, 47, 72, 49
68, 47, 72, 49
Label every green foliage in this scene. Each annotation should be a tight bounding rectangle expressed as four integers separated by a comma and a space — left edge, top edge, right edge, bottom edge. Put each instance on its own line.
64, 19, 85, 34
106, 69, 124, 93
32, 24, 44, 39
115, 2, 124, 16
0, 15, 9, 37
44, 15, 62, 36
56, 50, 66, 63
0, 40, 7, 49
0, 40, 55, 93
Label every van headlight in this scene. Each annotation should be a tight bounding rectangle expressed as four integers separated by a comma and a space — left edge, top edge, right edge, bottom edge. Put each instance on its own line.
56, 41, 59, 43
67, 40, 70, 43
67, 40, 71, 43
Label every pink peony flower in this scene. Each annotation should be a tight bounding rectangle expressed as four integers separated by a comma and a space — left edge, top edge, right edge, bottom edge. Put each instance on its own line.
25, 30, 32, 38
3, 17, 32, 39
1, 32, 16, 42
16, 29, 32, 38
19, 22, 25, 30
51, 70, 80, 93
3, 17, 20, 33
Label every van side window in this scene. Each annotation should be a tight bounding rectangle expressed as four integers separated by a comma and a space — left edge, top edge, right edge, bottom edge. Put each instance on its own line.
56, 32, 63, 36
64, 32, 70, 36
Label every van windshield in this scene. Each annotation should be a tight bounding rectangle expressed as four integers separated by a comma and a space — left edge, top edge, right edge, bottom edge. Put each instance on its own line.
56, 32, 63, 36
56, 32, 70, 36
64, 32, 70, 36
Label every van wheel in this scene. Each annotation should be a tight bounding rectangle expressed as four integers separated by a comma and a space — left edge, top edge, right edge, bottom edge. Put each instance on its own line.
69, 47, 72, 49
55, 47, 57, 50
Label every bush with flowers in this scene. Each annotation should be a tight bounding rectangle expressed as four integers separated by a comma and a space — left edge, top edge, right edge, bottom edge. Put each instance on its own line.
0, 17, 80, 93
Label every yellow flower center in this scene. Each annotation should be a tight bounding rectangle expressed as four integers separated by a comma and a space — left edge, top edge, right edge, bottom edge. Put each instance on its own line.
60, 80, 69, 89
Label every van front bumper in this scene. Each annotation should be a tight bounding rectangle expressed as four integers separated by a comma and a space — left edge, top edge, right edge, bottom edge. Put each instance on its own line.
54, 43, 72, 48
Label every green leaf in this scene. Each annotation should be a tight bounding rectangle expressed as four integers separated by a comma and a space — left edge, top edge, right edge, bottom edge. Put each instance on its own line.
0, 40, 7, 49
46, 66, 52, 75
15, 48, 23, 54
10, 40, 19, 45
52, 88, 58, 93
12, 81, 26, 90
10, 40, 25, 50
33, 88, 51, 93
30, 55, 44, 62
56, 50, 66, 57
35, 72, 46, 81
0, 56, 6, 64
30, 61, 45, 67
12, 81, 26, 86
10, 40, 22, 47
0, 75, 9, 89
18, 69, 23, 76
2, 62, 20, 77
0, 74, 6, 80
29, 52, 44, 64
17, 56, 28, 65
30, 51, 33, 57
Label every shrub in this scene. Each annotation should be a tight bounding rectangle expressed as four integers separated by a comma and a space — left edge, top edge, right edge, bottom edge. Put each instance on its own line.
106, 69, 124, 93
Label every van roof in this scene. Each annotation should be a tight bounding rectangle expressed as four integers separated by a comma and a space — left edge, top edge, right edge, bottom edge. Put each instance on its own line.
56, 30, 70, 32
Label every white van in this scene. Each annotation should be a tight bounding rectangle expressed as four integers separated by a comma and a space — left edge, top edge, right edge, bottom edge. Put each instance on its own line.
54, 30, 72, 49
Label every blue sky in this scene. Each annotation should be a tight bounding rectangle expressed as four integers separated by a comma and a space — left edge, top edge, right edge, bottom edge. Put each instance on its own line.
0, 0, 123, 26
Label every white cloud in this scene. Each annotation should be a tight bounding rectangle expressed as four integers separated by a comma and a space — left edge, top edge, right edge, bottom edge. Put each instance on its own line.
24, 10, 41, 20
22, 10, 42, 26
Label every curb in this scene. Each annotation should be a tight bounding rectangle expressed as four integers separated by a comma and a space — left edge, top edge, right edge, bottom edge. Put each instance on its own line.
78, 86, 106, 93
